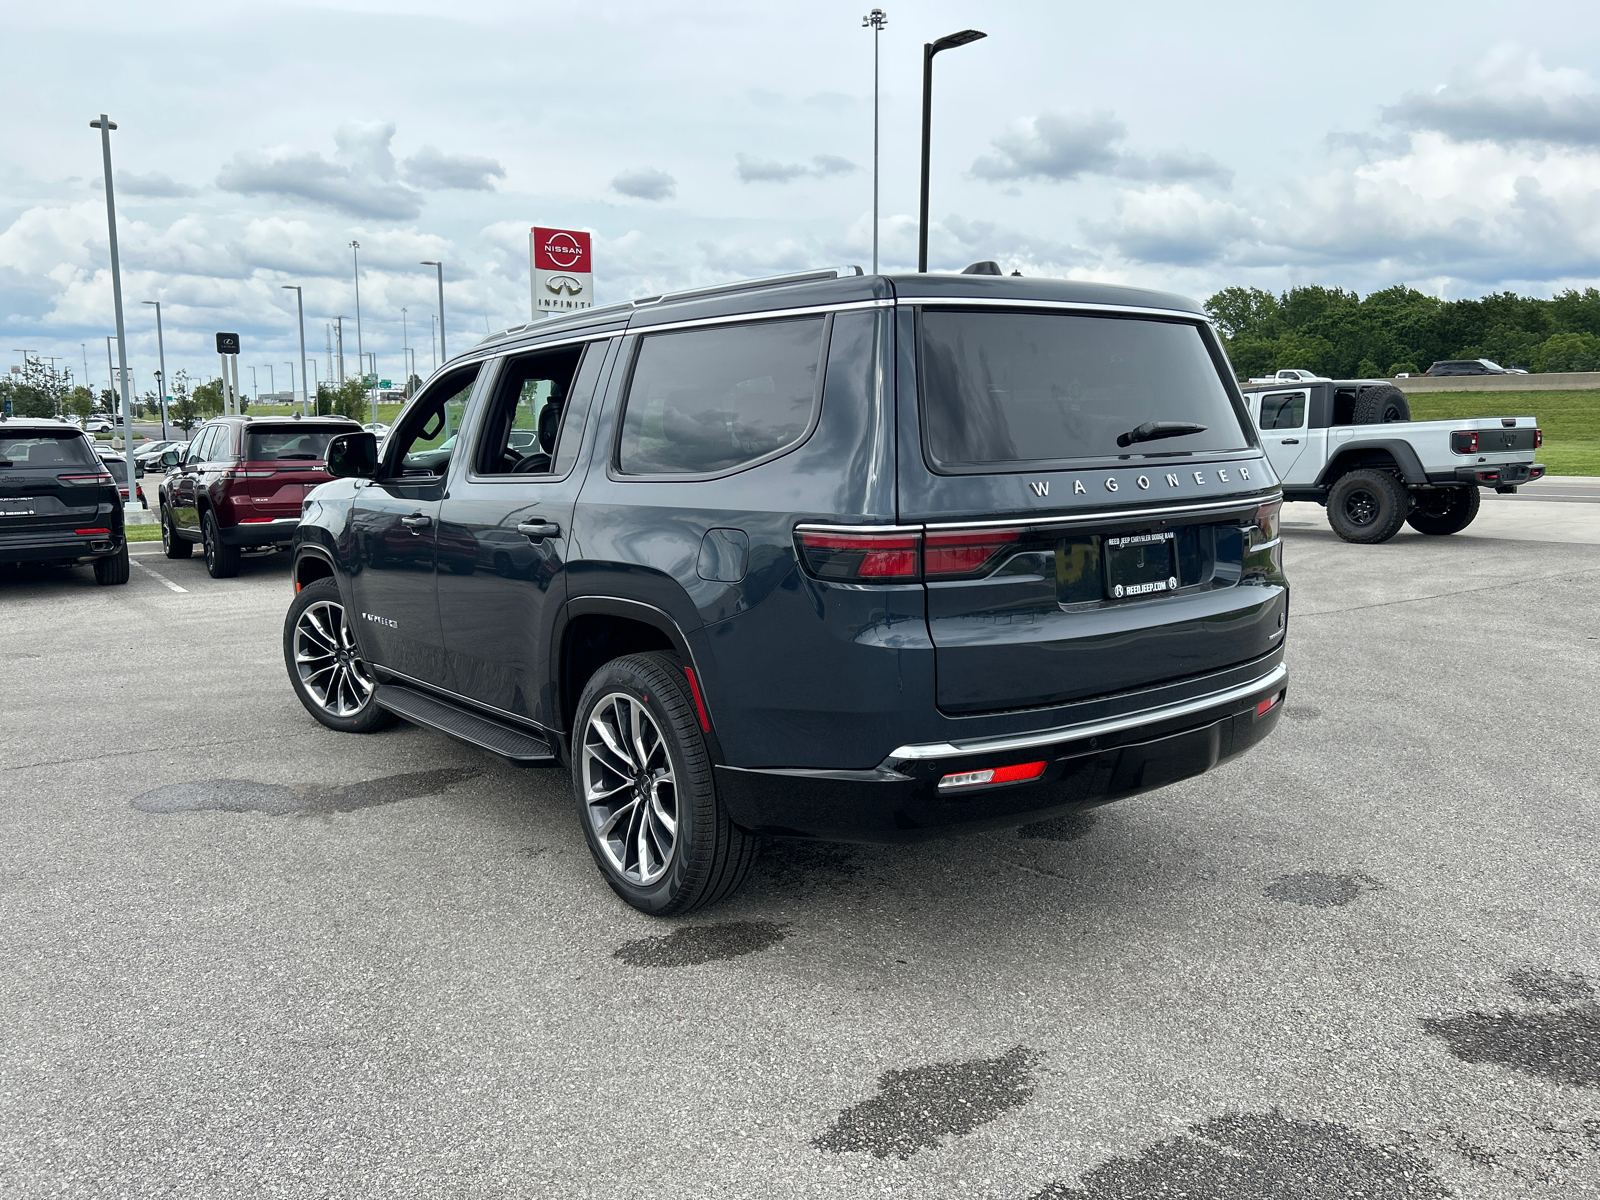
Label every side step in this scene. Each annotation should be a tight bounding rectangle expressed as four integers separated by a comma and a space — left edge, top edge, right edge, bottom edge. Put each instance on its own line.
375, 682, 556, 763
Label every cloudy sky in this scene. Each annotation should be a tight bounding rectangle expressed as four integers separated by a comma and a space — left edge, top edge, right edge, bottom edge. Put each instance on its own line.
4, 0, 1599, 395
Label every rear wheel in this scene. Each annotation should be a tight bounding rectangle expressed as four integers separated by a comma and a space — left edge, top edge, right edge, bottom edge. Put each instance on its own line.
282, 577, 396, 733
1406, 485, 1480, 535
1327, 468, 1409, 544
573, 651, 756, 916
202, 510, 241, 578
1353, 384, 1410, 424
161, 505, 193, 559
93, 543, 129, 585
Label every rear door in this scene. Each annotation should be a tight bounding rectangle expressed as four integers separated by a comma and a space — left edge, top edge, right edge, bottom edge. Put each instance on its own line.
1256, 389, 1308, 481
898, 303, 1286, 715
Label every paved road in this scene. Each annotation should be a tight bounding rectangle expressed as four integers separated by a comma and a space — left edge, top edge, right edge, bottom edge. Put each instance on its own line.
3, 511, 1598, 1198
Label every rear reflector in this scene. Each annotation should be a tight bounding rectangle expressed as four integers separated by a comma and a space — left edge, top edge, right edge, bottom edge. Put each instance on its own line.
923, 527, 1023, 578
683, 666, 711, 733
796, 529, 920, 581
238, 517, 277, 523
1256, 690, 1284, 718
937, 760, 1047, 790
74, 527, 111, 535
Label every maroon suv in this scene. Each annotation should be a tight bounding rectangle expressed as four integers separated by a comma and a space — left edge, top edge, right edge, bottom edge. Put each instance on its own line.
158, 416, 361, 577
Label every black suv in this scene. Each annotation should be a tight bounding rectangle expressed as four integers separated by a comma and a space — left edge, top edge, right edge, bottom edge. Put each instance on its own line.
283, 268, 1290, 914
0, 418, 129, 584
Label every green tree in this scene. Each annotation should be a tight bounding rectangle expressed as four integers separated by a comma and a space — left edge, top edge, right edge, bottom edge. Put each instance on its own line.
193, 377, 226, 418
1532, 332, 1600, 372
317, 378, 369, 420
169, 370, 200, 434
66, 386, 95, 423
1, 357, 67, 418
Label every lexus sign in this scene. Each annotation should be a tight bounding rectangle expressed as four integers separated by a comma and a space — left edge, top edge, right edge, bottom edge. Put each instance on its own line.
530, 226, 594, 316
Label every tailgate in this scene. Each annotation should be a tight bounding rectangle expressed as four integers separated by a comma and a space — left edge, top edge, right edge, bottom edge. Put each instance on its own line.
241, 464, 327, 515
0, 434, 111, 539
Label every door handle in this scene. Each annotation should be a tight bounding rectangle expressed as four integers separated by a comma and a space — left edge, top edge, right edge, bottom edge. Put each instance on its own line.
1280, 438, 1299, 445
400, 513, 432, 530
517, 521, 561, 540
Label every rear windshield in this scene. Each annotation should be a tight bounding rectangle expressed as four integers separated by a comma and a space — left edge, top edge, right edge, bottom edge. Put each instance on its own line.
919, 310, 1251, 470
245, 428, 340, 462
0, 431, 97, 468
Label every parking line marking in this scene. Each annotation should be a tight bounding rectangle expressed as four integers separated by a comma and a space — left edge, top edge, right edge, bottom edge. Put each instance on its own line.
131, 558, 188, 593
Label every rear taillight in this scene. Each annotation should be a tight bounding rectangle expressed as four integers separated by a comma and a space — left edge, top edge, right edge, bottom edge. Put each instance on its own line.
795, 528, 920, 581
57, 471, 114, 485
1252, 498, 1281, 544
1451, 431, 1479, 454
938, 761, 1047, 791
923, 527, 1023, 578
1535, 428, 1543, 448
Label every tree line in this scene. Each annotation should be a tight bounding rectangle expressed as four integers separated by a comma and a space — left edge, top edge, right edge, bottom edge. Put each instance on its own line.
1206, 285, 1600, 380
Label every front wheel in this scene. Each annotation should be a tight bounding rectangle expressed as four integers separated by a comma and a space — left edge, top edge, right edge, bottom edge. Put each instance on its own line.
573, 652, 757, 916
1326, 468, 1409, 544
282, 577, 396, 733
1406, 486, 1480, 535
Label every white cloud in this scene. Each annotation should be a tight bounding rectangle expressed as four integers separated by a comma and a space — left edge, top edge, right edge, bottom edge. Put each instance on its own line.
610, 168, 677, 201
116, 170, 200, 199
734, 153, 859, 184
1383, 47, 1600, 148
402, 146, 505, 191
972, 112, 1232, 187
217, 121, 423, 220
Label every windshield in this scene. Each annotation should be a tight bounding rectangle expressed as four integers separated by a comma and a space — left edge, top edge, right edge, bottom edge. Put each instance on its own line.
919, 309, 1251, 470
0, 431, 98, 468
245, 428, 339, 461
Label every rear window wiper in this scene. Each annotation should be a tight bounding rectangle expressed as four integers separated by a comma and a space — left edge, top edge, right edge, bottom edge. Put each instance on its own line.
273, 453, 319, 459
1116, 420, 1207, 448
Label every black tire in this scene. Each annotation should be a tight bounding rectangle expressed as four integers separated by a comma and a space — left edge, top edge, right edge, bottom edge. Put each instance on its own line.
1406, 485, 1481, 535
282, 577, 397, 733
93, 543, 129, 586
202, 510, 241, 578
161, 505, 193, 559
572, 651, 757, 916
1353, 384, 1410, 424
1327, 468, 1409, 544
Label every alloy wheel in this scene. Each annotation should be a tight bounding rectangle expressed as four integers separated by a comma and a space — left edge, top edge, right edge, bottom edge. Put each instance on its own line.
1342, 488, 1379, 527
581, 693, 678, 885
293, 599, 376, 718
161, 511, 171, 554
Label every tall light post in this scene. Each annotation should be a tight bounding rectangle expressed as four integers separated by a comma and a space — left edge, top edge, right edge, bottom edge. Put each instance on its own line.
285, 363, 295, 412
104, 337, 115, 416
333, 316, 345, 385
918, 29, 986, 273
862, 8, 888, 274
140, 300, 168, 439
91, 113, 138, 500
282, 284, 309, 416
420, 261, 445, 361
81, 344, 90, 395
351, 240, 372, 424
430, 313, 437, 371
248, 365, 257, 402
267, 363, 275, 399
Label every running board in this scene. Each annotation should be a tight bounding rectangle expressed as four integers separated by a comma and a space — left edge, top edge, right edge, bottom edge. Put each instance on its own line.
375, 683, 555, 763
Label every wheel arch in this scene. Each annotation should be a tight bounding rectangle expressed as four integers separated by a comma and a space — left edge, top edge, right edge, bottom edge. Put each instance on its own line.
294, 546, 337, 591
1314, 439, 1427, 488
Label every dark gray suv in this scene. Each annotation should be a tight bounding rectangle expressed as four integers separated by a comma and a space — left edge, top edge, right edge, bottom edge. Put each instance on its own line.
283, 267, 1290, 914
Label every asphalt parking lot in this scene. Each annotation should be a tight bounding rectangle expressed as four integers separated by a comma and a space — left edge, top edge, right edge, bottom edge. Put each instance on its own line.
3, 491, 1598, 1199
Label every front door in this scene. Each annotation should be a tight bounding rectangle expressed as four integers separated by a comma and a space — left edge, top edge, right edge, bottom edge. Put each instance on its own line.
437, 338, 616, 724
167, 424, 212, 535
1257, 389, 1309, 482
347, 365, 483, 690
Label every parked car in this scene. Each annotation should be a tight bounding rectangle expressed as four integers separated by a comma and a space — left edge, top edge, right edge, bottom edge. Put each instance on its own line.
97, 453, 146, 508
1241, 378, 1543, 541
157, 415, 362, 577
80, 416, 115, 434
361, 422, 391, 437
133, 440, 183, 471
283, 265, 1291, 915
0, 418, 128, 583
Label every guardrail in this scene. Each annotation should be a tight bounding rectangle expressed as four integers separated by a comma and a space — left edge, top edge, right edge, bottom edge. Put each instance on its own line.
1392, 371, 1600, 393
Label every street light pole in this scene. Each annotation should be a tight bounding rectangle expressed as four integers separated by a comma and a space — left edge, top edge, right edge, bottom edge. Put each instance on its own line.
91, 113, 138, 503
918, 29, 987, 273
421, 261, 445, 361
862, 9, 887, 274
140, 300, 168, 439
282, 284, 309, 416
105, 337, 115, 416
333, 316, 345, 385
351, 240, 373, 425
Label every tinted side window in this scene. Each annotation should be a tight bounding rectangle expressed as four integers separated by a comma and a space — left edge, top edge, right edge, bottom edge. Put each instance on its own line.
187, 427, 214, 462
1259, 392, 1305, 430
388, 366, 481, 478
617, 317, 827, 476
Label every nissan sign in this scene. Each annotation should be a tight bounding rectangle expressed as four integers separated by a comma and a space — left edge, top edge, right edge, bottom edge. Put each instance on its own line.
530, 226, 594, 316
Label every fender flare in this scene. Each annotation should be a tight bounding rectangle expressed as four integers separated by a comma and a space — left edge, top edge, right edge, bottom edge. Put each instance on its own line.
1314, 439, 1427, 488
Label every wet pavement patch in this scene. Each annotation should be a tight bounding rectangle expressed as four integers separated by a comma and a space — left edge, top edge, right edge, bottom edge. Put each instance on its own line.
813, 1045, 1040, 1159
1030, 1111, 1450, 1199
1264, 871, 1380, 908
1507, 966, 1594, 1004
131, 768, 479, 816
1421, 1002, 1600, 1088
613, 920, 786, 968
1018, 811, 1096, 842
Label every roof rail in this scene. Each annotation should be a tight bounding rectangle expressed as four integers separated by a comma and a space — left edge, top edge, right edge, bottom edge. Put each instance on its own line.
631, 266, 860, 308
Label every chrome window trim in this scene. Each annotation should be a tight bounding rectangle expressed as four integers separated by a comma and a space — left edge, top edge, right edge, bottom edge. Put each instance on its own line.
920, 493, 1280, 532
907, 296, 1210, 321
885, 662, 1288, 762
628, 298, 892, 337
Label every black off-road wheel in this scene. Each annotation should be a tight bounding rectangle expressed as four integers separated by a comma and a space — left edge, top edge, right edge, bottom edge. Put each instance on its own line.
161, 504, 193, 559
1327, 468, 1409, 544
572, 651, 757, 916
1406, 485, 1481, 535
202, 510, 241, 578
93, 543, 129, 585
1353, 384, 1411, 424
282, 577, 397, 734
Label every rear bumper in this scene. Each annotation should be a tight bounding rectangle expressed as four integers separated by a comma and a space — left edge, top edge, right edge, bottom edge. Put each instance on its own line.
0, 530, 124, 564
1450, 463, 1544, 488
715, 662, 1287, 842
219, 517, 299, 547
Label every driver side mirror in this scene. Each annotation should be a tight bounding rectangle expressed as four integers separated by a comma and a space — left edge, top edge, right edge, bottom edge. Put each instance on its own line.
326, 431, 379, 479
159, 450, 180, 468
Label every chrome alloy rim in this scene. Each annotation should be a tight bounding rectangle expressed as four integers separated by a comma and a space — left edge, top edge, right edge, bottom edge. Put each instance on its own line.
293, 600, 376, 717
581, 693, 678, 886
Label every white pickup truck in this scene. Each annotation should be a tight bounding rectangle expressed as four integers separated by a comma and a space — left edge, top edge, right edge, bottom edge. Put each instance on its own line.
1239, 379, 1545, 543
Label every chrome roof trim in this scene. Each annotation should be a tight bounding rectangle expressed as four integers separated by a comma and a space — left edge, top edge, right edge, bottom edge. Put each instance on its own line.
631, 298, 893, 337
920, 492, 1277, 532
908, 296, 1209, 321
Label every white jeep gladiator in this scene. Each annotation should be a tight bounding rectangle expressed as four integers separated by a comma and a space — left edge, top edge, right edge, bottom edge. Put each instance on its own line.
1240, 379, 1545, 543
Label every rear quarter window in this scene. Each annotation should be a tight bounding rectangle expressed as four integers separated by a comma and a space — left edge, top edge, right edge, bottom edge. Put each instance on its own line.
617, 316, 827, 476
919, 309, 1251, 471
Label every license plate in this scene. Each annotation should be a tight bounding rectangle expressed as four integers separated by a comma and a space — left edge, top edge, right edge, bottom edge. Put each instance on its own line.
1105, 531, 1177, 600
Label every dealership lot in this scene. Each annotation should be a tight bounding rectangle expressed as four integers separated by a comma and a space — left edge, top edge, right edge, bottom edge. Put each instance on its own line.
2, 499, 1597, 1198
